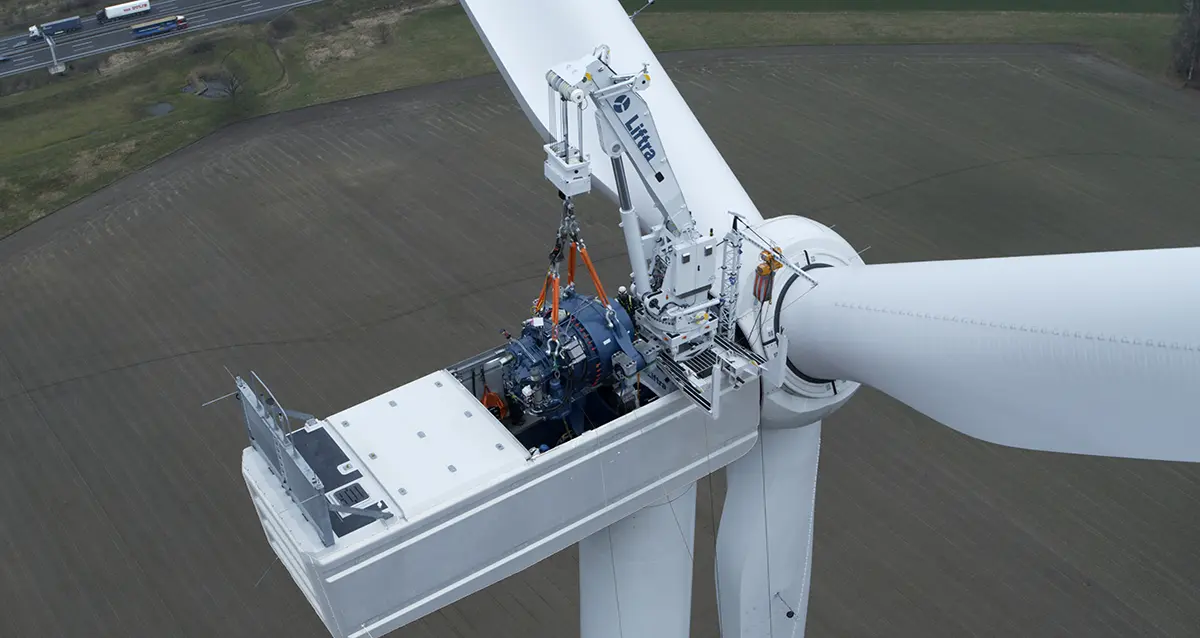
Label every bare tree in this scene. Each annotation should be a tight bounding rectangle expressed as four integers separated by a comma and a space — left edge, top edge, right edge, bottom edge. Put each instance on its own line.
222, 63, 245, 103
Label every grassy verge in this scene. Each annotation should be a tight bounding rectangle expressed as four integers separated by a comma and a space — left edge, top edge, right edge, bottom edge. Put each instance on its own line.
638, 11, 1177, 76
0, 27, 282, 235
0, 2, 1183, 236
267, 0, 493, 111
619, 0, 1177, 12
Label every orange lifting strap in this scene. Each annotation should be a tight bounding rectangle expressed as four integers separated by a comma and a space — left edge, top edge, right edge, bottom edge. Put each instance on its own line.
534, 272, 552, 313
578, 245, 610, 308
568, 243, 578, 286
550, 273, 562, 340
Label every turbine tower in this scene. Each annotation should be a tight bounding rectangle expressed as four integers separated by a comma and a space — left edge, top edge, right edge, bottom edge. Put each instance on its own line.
232, 2, 1200, 637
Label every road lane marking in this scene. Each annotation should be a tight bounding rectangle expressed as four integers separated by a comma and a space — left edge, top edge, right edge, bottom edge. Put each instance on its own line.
241, 1, 262, 9
13, 55, 33, 62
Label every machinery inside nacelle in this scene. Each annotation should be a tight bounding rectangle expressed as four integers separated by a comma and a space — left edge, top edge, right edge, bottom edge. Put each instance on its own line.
449, 289, 661, 454
448, 48, 784, 453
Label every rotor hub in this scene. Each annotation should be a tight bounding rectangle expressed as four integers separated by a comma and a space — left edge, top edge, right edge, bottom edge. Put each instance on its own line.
734, 215, 863, 427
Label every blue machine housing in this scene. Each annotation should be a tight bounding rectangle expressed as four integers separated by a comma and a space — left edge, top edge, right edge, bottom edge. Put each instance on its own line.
504, 290, 645, 434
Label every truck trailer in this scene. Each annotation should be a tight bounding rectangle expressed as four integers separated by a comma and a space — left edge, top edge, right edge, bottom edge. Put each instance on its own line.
28, 15, 83, 40
130, 14, 186, 38
96, 0, 151, 24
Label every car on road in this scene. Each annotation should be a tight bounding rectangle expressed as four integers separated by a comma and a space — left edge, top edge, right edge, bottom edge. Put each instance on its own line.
0, 54, 10, 64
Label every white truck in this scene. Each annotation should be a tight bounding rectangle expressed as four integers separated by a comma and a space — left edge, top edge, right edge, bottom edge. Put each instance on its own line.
27, 16, 82, 40
95, 0, 151, 23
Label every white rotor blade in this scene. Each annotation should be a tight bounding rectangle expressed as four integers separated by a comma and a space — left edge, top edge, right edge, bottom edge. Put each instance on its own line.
458, 0, 764, 233
717, 424, 822, 637
783, 248, 1200, 462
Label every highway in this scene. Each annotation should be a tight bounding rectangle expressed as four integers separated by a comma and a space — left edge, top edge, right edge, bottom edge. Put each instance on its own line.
0, 0, 323, 78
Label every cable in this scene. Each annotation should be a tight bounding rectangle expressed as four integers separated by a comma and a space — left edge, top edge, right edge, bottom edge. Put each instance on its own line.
702, 385, 724, 627
664, 488, 694, 562
751, 302, 764, 344
757, 434, 775, 626
593, 431, 626, 636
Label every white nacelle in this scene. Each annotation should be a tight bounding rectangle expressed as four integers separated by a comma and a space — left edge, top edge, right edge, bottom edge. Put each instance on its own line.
243, 369, 760, 638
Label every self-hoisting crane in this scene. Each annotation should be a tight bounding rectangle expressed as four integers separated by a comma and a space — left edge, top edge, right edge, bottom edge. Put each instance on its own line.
536, 44, 802, 416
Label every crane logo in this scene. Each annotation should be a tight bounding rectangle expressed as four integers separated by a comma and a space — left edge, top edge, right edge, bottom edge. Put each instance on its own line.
611, 95, 657, 162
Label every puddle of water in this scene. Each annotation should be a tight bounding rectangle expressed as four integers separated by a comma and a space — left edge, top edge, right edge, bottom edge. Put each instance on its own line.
146, 102, 174, 117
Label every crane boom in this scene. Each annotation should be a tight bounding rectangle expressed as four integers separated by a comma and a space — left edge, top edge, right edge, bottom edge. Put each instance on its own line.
540, 45, 790, 416
545, 45, 696, 238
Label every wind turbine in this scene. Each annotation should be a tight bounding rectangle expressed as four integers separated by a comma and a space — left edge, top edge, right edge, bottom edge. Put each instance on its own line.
233, 2, 1200, 637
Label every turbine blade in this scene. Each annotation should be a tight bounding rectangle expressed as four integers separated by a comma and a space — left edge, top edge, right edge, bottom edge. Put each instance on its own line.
717, 424, 822, 636
580, 483, 698, 638
783, 248, 1200, 462
457, 0, 764, 232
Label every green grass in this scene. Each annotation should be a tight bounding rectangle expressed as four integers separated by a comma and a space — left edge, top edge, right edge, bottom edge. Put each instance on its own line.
636, 11, 1177, 74
0, 2, 1187, 236
269, 2, 494, 111
622, 0, 1178, 13
0, 29, 282, 234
